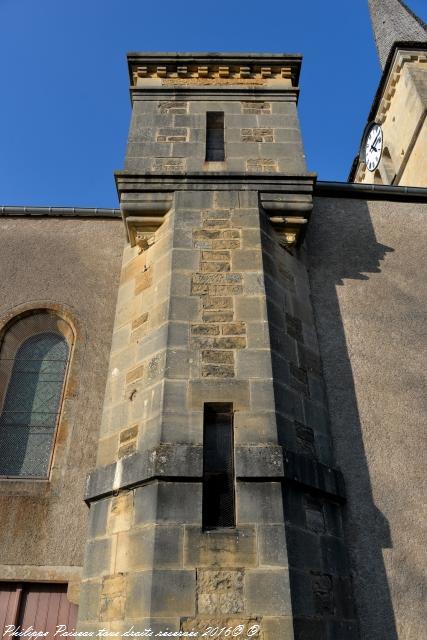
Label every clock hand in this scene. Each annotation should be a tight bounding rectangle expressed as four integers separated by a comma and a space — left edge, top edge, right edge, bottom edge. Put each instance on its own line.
370, 132, 380, 151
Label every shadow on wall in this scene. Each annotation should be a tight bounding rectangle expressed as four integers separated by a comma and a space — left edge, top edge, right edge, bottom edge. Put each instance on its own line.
306, 197, 397, 640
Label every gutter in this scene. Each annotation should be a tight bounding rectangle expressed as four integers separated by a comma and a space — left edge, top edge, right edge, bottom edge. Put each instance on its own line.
1, 181, 426, 218
315, 181, 427, 203
0, 206, 121, 218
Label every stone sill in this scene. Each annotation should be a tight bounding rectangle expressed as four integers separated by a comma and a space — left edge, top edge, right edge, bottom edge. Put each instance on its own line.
0, 478, 50, 497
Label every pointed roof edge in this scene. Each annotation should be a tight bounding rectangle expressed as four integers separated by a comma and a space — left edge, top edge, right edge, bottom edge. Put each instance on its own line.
368, 0, 427, 69
399, 0, 427, 31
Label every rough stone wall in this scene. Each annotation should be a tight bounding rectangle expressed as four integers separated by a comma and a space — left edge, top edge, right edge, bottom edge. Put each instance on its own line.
125, 97, 306, 174
307, 197, 427, 640
80, 191, 361, 639
79, 190, 297, 638
0, 217, 123, 586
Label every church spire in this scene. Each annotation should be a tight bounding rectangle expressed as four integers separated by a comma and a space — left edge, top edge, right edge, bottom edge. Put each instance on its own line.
368, 0, 427, 69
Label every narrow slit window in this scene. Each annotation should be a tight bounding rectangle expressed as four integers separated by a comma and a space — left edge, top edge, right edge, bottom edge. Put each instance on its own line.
206, 112, 225, 161
202, 403, 235, 530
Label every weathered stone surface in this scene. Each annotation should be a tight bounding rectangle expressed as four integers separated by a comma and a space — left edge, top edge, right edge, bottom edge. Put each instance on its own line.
158, 101, 188, 114
202, 349, 234, 364
181, 618, 261, 636
235, 445, 284, 478
118, 440, 137, 458
191, 335, 246, 349
286, 526, 322, 571
262, 617, 294, 640
116, 525, 183, 571
201, 363, 235, 377
246, 570, 292, 615
120, 424, 139, 444
88, 497, 110, 539
82, 538, 112, 579
202, 296, 233, 309
241, 101, 271, 114
258, 525, 289, 567
99, 574, 126, 621
135, 268, 153, 295
126, 570, 196, 617
311, 572, 334, 615
237, 482, 284, 524
241, 128, 274, 142
190, 379, 250, 410
107, 491, 133, 534
202, 310, 234, 322
197, 569, 244, 614
157, 127, 188, 142
135, 482, 202, 525
247, 158, 277, 172
184, 526, 257, 567
78, 581, 102, 621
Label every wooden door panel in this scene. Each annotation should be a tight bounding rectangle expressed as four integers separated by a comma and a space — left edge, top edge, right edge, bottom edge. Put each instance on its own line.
0, 583, 78, 638
0, 583, 21, 637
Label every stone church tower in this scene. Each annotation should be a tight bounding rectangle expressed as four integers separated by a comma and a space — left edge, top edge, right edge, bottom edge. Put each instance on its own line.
78, 53, 357, 638
351, 0, 427, 185
0, 3, 426, 640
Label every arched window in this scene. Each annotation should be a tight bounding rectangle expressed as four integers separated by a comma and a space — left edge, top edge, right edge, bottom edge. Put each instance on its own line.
0, 312, 72, 478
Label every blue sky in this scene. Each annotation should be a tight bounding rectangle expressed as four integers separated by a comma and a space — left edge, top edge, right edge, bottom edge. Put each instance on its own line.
0, 0, 426, 208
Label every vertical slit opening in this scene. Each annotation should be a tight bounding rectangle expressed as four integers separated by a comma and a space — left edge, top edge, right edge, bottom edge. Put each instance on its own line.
202, 402, 235, 530
206, 112, 225, 161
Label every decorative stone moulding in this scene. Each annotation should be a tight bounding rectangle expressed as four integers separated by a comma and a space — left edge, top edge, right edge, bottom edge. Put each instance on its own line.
132, 64, 294, 85
127, 53, 302, 89
120, 192, 174, 248
377, 50, 427, 125
260, 189, 314, 247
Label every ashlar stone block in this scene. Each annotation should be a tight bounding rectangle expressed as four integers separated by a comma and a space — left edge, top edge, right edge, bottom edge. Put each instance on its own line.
258, 525, 289, 567
184, 526, 257, 568
246, 569, 292, 615
197, 569, 244, 614
237, 481, 284, 524
116, 525, 183, 571
126, 570, 196, 618
134, 482, 202, 526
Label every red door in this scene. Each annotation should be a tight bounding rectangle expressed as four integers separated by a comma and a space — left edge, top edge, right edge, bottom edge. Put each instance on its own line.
0, 583, 78, 639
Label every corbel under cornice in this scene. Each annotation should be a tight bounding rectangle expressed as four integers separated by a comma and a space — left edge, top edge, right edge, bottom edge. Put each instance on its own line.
120, 192, 174, 248
259, 190, 314, 247
116, 172, 316, 249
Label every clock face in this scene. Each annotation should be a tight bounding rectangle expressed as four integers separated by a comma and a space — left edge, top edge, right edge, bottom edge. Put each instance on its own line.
365, 124, 383, 172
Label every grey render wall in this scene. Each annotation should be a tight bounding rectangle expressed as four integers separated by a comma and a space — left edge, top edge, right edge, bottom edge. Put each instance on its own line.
0, 217, 123, 579
307, 197, 427, 640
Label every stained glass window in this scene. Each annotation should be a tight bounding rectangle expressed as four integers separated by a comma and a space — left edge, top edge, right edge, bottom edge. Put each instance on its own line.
0, 332, 69, 478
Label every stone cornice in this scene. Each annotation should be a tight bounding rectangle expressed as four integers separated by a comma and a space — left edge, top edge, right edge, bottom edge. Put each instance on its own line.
85, 445, 345, 504
127, 52, 302, 90
116, 173, 316, 248
115, 171, 316, 193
